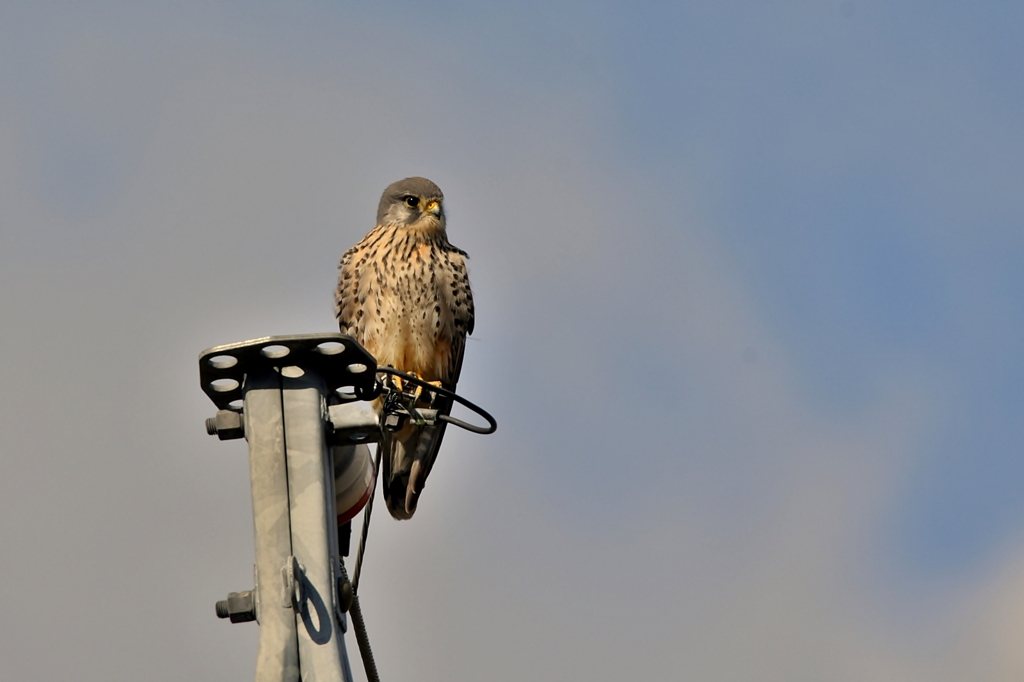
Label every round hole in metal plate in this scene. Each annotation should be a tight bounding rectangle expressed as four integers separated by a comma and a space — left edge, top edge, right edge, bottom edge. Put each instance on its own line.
208, 354, 238, 370
281, 366, 305, 378
347, 363, 368, 374
228, 399, 243, 410
211, 378, 240, 393
350, 432, 367, 442
316, 341, 345, 355
336, 385, 356, 399
261, 344, 290, 359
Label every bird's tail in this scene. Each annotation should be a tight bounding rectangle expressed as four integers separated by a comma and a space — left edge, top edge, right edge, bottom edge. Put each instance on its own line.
381, 399, 452, 520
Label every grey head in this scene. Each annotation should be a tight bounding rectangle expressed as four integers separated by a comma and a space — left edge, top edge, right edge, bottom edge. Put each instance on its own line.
376, 176, 446, 229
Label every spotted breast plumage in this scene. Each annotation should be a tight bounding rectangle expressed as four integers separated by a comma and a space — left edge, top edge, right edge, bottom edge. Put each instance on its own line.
335, 177, 474, 519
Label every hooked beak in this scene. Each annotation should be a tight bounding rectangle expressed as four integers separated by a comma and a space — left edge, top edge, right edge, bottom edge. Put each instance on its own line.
425, 200, 441, 217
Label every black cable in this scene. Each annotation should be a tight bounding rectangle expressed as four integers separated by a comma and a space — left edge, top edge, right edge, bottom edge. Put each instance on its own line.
374, 367, 497, 435
341, 368, 495, 682
349, 594, 379, 682
352, 441, 383, 593
346, 441, 384, 682
339, 559, 380, 682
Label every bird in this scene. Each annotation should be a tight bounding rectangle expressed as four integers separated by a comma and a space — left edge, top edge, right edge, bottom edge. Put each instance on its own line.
335, 177, 475, 520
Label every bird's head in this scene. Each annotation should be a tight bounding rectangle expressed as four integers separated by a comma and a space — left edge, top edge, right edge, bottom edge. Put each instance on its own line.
376, 176, 445, 233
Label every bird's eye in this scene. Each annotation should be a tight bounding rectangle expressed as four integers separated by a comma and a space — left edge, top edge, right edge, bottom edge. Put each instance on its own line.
404, 196, 419, 208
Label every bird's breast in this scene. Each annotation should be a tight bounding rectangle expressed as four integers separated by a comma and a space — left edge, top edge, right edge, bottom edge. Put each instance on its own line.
357, 236, 461, 383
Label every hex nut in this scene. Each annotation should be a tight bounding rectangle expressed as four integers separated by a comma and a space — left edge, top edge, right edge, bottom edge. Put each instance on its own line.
207, 410, 244, 440
223, 590, 256, 623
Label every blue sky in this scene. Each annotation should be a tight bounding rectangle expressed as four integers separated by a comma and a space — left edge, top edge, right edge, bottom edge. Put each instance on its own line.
1, 1, 1023, 680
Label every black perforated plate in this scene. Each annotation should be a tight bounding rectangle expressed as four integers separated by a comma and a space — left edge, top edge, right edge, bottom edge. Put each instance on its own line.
198, 333, 379, 410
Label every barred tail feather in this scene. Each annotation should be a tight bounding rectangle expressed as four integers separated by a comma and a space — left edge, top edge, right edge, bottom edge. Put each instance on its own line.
381, 406, 453, 520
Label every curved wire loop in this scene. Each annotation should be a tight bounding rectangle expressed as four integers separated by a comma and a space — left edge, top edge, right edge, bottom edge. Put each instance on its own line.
373, 366, 497, 435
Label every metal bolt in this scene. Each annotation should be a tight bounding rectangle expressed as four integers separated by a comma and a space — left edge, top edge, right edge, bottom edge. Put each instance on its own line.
338, 575, 353, 613
216, 590, 256, 623
205, 409, 244, 440
384, 413, 404, 430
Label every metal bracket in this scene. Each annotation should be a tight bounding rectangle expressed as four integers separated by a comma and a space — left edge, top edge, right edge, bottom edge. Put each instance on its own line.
198, 333, 378, 411
282, 556, 306, 610
327, 402, 381, 445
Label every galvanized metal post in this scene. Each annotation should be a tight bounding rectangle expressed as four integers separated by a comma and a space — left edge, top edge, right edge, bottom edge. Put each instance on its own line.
201, 334, 379, 682
244, 369, 302, 681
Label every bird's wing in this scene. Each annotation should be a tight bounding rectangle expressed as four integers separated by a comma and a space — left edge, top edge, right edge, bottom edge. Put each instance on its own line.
384, 250, 474, 519
416, 251, 474, 487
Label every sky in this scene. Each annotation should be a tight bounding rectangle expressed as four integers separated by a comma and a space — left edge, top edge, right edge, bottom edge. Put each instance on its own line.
1, 1, 1023, 680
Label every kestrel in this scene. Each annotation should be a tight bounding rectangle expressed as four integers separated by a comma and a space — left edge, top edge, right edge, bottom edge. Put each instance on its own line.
335, 177, 474, 520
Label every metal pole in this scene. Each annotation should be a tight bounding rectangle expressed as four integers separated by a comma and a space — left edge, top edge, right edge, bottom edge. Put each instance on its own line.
278, 366, 353, 680
244, 369, 301, 681
202, 334, 379, 682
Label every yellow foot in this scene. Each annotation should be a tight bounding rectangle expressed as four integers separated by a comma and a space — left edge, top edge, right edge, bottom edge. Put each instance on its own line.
388, 371, 425, 402
425, 380, 443, 405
